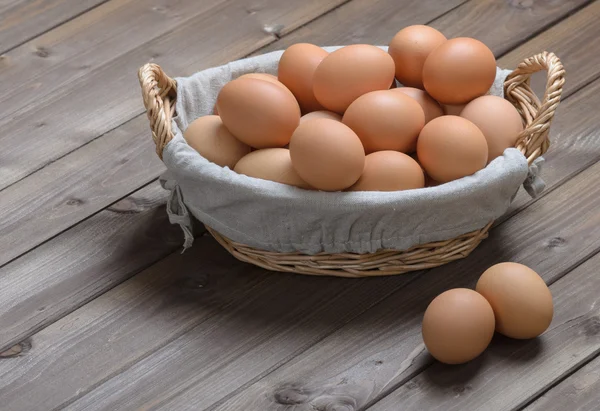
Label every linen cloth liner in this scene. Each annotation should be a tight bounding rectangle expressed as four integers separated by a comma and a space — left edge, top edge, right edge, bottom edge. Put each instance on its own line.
159, 46, 542, 254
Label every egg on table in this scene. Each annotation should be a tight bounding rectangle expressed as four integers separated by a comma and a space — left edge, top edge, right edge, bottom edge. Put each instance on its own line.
476, 262, 553, 339
422, 288, 496, 364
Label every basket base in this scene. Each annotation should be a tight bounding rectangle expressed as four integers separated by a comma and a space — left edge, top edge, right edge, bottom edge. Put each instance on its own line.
206, 223, 493, 278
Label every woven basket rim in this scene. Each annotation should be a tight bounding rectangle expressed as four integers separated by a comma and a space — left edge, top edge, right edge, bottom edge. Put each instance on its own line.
137, 49, 565, 277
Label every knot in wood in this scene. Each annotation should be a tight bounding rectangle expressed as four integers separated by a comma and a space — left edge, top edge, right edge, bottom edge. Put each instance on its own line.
273, 386, 312, 405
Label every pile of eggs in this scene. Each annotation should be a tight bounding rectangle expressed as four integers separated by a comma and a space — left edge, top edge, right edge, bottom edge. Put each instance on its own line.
422, 262, 554, 365
184, 25, 524, 192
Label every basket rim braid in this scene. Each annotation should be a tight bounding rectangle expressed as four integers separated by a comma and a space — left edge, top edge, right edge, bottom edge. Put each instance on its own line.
138, 51, 565, 278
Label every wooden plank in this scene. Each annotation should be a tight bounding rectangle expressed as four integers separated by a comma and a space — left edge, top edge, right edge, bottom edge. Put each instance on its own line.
0, 181, 184, 351
369, 250, 600, 411
0, 0, 347, 125
52, 153, 600, 411
524, 355, 600, 411
0, 0, 346, 190
0, 116, 164, 267
0, 0, 109, 53
209, 158, 600, 411
260, 0, 590, 54
430, 0, 594, 57
257, 0, 467, 52
0, 0, 227, 122
0, 241, 406, 411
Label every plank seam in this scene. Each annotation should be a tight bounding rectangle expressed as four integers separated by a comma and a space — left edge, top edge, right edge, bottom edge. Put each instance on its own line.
49, 273, 281, 411
516, 350, 600, 410
0, 0, 113, 55
494, 0, 597, 59
363, 245, 600, 411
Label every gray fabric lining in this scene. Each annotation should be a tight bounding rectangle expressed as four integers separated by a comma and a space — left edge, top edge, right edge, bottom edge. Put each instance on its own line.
159, 46, 534, 254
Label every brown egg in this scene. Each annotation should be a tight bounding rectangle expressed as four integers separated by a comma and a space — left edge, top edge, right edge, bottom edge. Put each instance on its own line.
216, 78, 300, 148
300, 110, 342, 123
422, 288, 495, 365
388, 25, 447, 89
417, 116, 488, 183
237, 73, 293, 96
342, 90, 425, 153
234, 148, 311, 189
183, 115, 251, 168
476, 262, 553, 339
238, 73, 278, 85
442, 103, 466, 116
423, 38, 497, 105
461, 95, 524, 162
289, 118, 365, 191
392, 87, 443, 124
313, 45, 396, 113
348, 151, 424, 191
278, 43, 328, 113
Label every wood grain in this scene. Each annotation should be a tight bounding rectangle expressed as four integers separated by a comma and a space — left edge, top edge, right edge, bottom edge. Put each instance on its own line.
0, 0, 228, 123
524, 355, 600, 411
369, 247, 600, 411
210, 154, 600, 411
259, 0, 590, 54
0, 0, 109, 53
0, 0, 346, 190
0, 181, 184, 352
0, 241, 407, 411
0, 116, 165, 267
430, 0, 594, 57
258, 0, 466, 53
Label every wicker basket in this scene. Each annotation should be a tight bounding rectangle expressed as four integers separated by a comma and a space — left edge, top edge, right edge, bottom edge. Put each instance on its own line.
138, 51, 564, 278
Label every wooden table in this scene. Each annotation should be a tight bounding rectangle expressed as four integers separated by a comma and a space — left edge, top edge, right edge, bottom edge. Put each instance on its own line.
1, 1, 599, 410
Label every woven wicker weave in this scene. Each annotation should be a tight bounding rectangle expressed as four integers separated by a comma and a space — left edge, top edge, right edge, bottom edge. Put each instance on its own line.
138, 51, 564, 278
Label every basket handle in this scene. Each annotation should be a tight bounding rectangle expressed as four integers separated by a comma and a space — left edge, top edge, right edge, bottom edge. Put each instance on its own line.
504, 51, 565, 165
138, 63, 177, 160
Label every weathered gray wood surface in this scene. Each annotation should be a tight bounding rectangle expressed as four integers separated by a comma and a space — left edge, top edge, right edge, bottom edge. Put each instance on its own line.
369, 245, 600, 411
0, 0, 345, 190
0, 0, 229, 123
525, 355, 600, 411
0, 0, 109, 53
0, 182, 183, 352
260, 0, 591, 54
1, 0, 599, 410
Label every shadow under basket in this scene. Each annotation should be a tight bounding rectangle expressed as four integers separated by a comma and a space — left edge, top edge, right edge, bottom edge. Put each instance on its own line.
138, 51, 565, 278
